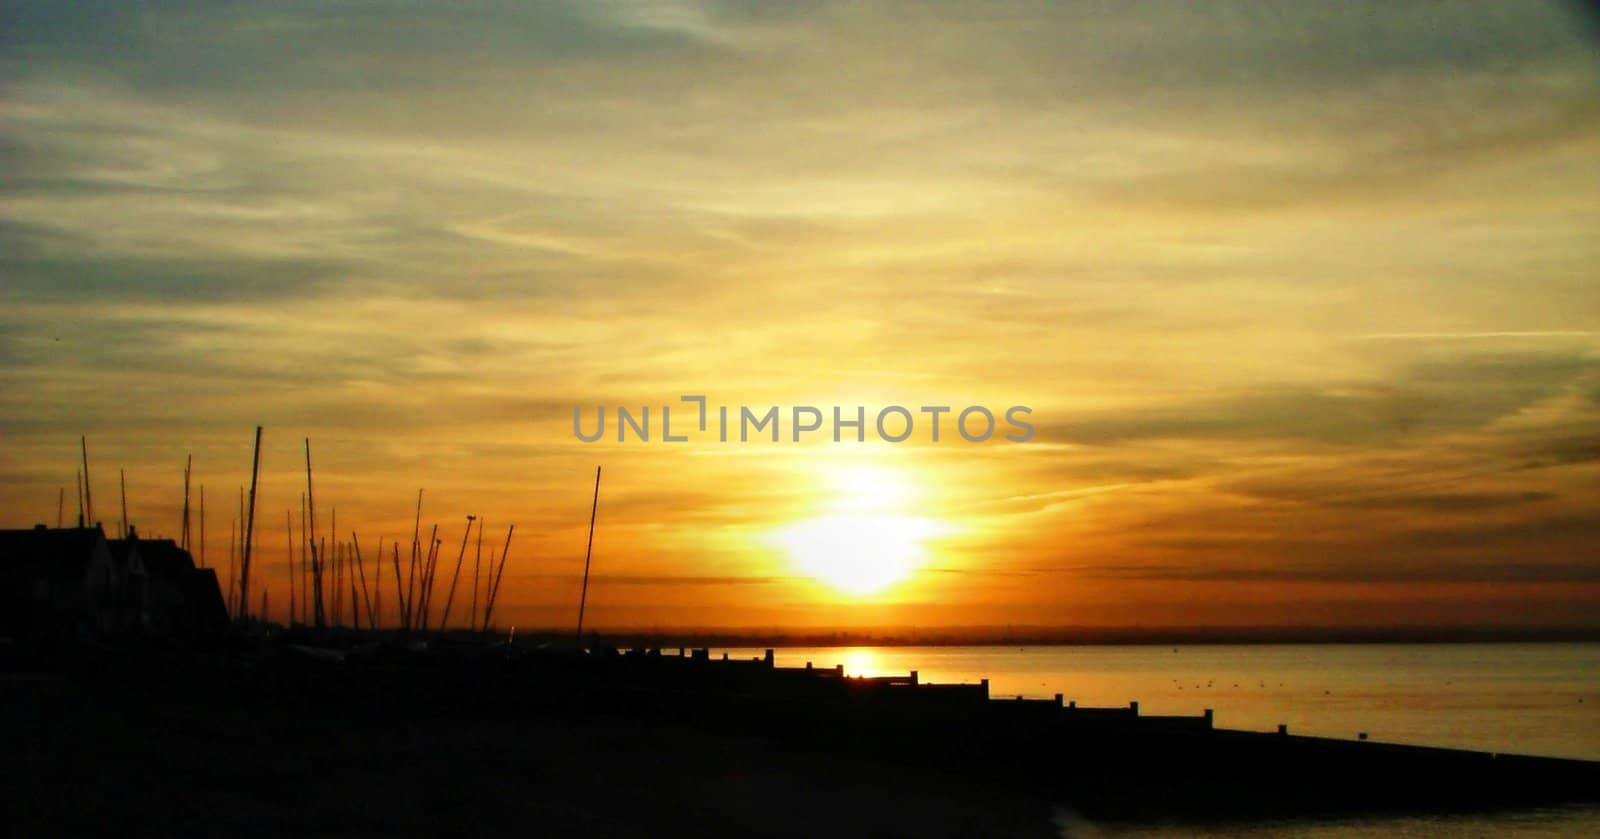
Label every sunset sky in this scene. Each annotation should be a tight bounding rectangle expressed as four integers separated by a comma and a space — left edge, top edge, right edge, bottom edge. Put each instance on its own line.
2, 1, 1597, 632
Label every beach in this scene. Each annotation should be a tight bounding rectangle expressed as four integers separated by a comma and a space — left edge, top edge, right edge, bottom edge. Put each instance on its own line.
3, 666, 1054, 838
6, 641, 1597, 837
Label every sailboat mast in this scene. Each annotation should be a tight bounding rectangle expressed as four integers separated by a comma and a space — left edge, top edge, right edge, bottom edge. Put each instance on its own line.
391, 542, 405, 631
305, 439, 324, 629
352, 532, 374, 631
180, 454, 192, 550
239, 426, 262, 622
482, 525, 515, 634
81, 436, 93, 527
286, 509, 297, 626
119, 468, 128, 539
226, 518, 237, 617
576, 466, 602, 642
373, 536, 383, 629
235, 489, 245, 617
300, 493, 308, 625
405, 490, 422, 631
470, 517, 484, 635
439, 515, 474, 632
418, 524, 439, 631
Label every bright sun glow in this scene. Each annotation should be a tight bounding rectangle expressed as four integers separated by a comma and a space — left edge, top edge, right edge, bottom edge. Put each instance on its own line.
773, 513, 943, 595
826, 465, 915, 511
840, 648, 879, 677
771, 463, 949, 596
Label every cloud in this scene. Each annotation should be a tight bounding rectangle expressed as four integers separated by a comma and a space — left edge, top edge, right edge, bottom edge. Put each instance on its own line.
1, 1, 1597, 627
1350, 331, 1600, 342
1069, 558, 1600, 585
1038, 351, 1598, 446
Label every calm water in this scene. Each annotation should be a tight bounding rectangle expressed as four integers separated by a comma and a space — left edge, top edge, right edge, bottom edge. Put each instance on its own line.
716, 643, 1600, 837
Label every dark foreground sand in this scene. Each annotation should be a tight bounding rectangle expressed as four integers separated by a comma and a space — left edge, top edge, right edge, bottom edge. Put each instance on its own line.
3, 673, 1055, 837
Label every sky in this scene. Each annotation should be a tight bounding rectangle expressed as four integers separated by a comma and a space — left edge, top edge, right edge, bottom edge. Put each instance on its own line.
2, 1, 1597, 632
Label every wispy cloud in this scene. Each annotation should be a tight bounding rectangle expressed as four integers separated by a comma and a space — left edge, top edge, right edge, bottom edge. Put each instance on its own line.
1350, 331, 1600, 341
1, 0, 1596, 628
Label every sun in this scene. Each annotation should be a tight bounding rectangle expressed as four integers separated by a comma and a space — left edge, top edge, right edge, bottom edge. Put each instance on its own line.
770, 463, 949, 596
773, 513, 942, 595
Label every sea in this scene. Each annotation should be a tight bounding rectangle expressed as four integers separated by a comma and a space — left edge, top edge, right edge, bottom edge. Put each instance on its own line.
715, 643, 1600, 837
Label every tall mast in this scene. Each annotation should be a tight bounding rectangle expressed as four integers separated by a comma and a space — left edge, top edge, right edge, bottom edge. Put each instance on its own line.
349, 553, 359, 632
405, 490, 422, 631
81, 436, 93, 527
319, 537, 328, 626
226, 518, 237, 617
237, 488, 244, 617
331, 509, 338, 626
76, 470, 83, 528
326, 509, 336, 624
331, 542, 340, 628
286, 509, 297, 626
300, 493, 308, 625
352, 531, 374, 631
339, 540, 349, 627
418, 525, 439, 631
330, 542, 338, 628
180, 454, 192, 551
482, 525, 515, 634
470, 517, 484, 635
373, 537, 384, 630
576, 466, 602, 642
239, 426, 262, 622
429, 534, 442, 627
305, 439, 324, 629
119, 468, 128, 539
438, 515, 475, 632
391, 542, 404, 631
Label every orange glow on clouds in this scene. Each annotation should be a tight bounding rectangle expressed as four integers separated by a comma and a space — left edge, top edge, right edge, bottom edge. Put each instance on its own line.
1, 1, 1597, 632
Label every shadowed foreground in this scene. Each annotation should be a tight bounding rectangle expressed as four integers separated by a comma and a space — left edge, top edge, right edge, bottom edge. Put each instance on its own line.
7, 639, 1597, 835
2, 670, 1054, 838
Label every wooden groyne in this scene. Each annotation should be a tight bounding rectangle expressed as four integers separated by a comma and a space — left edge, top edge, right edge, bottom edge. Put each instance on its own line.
582, 647, 1597, 817
39, 639, 1600, 820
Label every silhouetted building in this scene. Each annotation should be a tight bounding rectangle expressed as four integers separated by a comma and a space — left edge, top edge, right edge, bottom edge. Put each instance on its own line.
108, 528, 228, 640
1, 524, 227, 643
0, 524, 128, 642
105, 529, 151, 628
109, 530, 228, 635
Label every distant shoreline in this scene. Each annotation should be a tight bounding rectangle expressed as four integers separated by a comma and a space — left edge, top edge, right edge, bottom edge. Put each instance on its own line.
499, 625, 1600, 649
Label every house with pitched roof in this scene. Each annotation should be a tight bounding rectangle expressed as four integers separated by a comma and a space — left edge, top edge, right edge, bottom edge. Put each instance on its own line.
0, 524, 128, 642
1, 524, 227, 643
